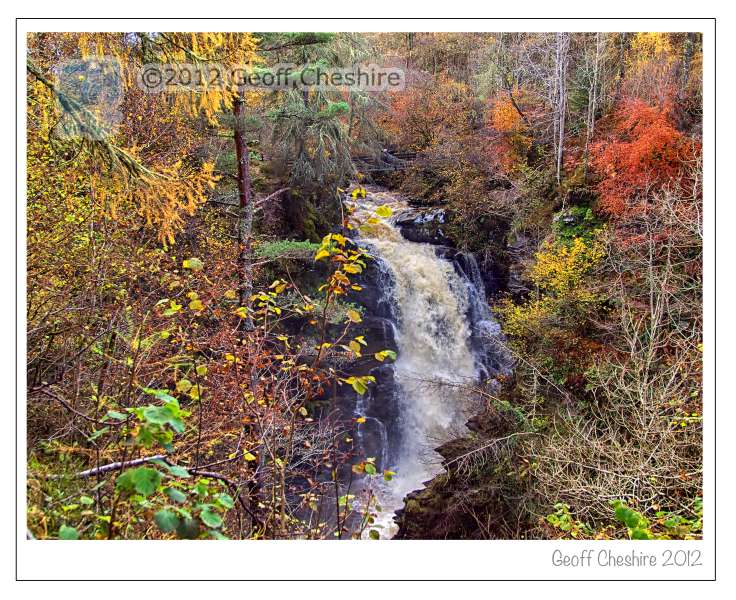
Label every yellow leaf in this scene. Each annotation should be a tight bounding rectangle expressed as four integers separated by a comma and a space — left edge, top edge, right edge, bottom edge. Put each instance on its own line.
244, 452, 257, 462
375, 349, 397, 362
176, 379, 193, 393
270, 279, 287, 293
346, 309, 362, 323
182, 257, 203, 271
375, 205, 393, 218
314, 249, 331, 261
224, 290, 237, 300
189, 299, 204, 311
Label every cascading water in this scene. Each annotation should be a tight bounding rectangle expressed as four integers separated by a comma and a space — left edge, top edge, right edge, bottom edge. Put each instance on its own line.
349, 189, 507, 538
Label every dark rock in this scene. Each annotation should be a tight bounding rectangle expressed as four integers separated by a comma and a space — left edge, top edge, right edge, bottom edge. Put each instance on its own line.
393, 399, 530, 540
395, 208, 451, 245
506, 232, 535, 301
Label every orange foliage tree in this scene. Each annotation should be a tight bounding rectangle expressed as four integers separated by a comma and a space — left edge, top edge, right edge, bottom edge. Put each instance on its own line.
591, 98, 698, 216
379, 75, 475, 151
488, 94, 532, 173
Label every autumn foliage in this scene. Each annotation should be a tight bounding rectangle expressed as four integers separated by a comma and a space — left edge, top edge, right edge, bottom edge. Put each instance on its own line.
591, 98, 698, 216
379, 76, 475, 151
488, 96, 532, 173
25, 30, 704, 544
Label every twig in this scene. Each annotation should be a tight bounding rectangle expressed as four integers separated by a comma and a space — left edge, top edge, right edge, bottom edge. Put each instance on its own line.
50, 455, 167, 479
36, 387, 128, 428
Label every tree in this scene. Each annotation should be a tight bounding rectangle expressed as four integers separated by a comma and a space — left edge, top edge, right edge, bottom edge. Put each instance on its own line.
553, 32, 570, 188
582, 33, 608, 179
591, 98, 698, 216
26, 44, 218, 246
137, 32, 260, 322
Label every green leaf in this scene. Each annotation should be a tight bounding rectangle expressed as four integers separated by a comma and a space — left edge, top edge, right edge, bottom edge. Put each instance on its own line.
141, 404, 185, 434
154, 509, 180, 533
631, 528, 651, 540
613, 504, 629, 523
87, 427, 110, 441
342, 376, 371, 395
368, 529, 380, 540
200, 506, 223, 529
165, 487, 188, 503
166, 463, 191, 478
141, 387, 178, 403
625, 513, 642, 529
79, 495, 95, 505
58, 524, 79, 540
364, 463, 377, 475
217, 493, 235, 509
117, 467, 162, 497
105, 410, 128, 421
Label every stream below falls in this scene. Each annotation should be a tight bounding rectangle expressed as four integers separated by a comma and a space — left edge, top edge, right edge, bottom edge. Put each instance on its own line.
347, 189, 509, 538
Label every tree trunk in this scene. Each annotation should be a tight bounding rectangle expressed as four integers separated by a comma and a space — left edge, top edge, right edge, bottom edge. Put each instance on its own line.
614, 32, 630, 102
233, 92, 254, 330
680, 32, 697, 100
584, 33, 604, 181
554, 33, 570, 189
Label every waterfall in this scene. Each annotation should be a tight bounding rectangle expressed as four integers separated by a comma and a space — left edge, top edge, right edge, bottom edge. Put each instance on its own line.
349, 190, 505, 538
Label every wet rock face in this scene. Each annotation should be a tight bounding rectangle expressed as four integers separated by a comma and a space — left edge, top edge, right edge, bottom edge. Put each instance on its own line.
330, 252, 402, 470
506, 232, 535, 301
393, 406, 526, 540
395, 208, 451, 245
396, 209, 509, 298
454, 249, 507, 298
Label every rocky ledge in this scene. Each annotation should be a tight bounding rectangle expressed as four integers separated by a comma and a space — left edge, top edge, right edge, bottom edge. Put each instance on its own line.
393, 397, 530, 540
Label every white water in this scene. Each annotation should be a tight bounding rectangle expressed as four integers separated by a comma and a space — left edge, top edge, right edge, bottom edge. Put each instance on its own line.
351, 190, 487, 538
